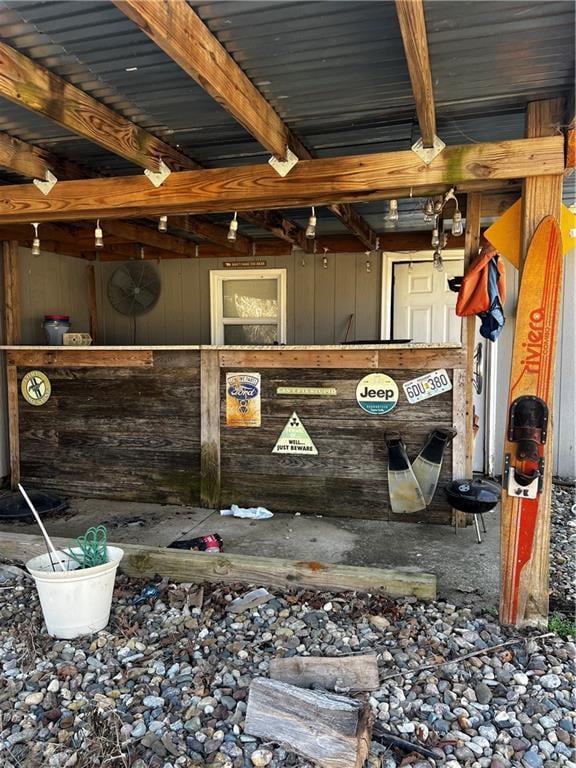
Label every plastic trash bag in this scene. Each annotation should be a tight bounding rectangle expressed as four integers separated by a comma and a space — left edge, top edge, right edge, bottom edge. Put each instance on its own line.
220, 504, 273, 519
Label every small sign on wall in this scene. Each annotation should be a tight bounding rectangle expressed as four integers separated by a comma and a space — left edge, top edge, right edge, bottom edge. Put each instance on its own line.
403, 369, 453, 404
226, 372, 261, 427
356, 373, 399, 415
21, 370, 52, 406
273, 412, 318, 455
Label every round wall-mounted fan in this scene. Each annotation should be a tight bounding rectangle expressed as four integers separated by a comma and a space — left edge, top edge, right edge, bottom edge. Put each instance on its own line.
107, 262, 161, 316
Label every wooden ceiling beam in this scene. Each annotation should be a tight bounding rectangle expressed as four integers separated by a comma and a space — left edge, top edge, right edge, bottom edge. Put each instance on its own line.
0, 137, 561, 224
0, 130, 92, 180
0, 42, 199, 173
113, 0, 379, 249
168, 215, 253, 255
0, 41, 311, 249
395, 0, 437, 148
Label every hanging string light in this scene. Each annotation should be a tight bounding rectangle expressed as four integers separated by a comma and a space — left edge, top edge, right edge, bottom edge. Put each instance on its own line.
322, 247, 329, 269
158, 215, 168, 233
431, 226, 441, 249
31, 222, 41, 257
423, 198, 435, 222
387, 199, 399, 223
227, 211, 238, 242
94, 219, 104, 249
306, 207, 317, 239
433, 249, 444, 272
451, 209, 463, 237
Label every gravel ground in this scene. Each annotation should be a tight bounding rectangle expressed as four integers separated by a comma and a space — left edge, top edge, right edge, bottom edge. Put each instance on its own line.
0, 485, 574, 768
549, 483, 576, 616
1, 573, 575, 768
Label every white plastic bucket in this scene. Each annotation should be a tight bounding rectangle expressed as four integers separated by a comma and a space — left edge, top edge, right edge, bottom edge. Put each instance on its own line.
26, 546, 124, 639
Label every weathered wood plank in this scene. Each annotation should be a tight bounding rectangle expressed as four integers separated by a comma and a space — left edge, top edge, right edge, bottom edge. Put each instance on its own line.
2, 240, 20, 345
8, 350, 153, 367
245, 678, 373, 768
395, 0, 436, 148
0, 531, 436, 598
269, 655, 380, 692
6, 365, 19, 489
0, 138, 561, 223
219, 349, 379, 369
200, 349, 221, 508
87, 264, 98, 343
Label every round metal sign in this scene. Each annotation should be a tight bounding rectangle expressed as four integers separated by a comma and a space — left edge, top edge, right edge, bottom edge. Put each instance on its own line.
356, 372, 399, 415
21, 370, 52, 406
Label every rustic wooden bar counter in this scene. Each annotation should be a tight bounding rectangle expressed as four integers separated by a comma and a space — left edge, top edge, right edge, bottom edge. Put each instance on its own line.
1, 343, 467, 525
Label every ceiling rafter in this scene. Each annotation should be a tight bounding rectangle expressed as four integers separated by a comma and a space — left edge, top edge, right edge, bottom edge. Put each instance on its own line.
395, 0, 437, 149
0, 42, 309, 250
0, 137, 559, 224
112, 0, 380, 250
0, 128, 256, 255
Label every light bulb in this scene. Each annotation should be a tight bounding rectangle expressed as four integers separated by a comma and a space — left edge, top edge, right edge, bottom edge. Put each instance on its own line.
423, 199, 435, 218
227, 212, 238, 242
158, 215, 168, 232
387, 199, 399, 222
431, 228, 440, 248
434, 198, 443, 215
95, 219, 104, 248
451, 210, 463, 236
306, 207, 317, 239
31, 222, 40, 257
433, 250, 444, 272
365, 259, 372, 274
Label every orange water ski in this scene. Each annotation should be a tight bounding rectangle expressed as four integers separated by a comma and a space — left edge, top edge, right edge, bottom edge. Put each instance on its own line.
500, 217, 563, 626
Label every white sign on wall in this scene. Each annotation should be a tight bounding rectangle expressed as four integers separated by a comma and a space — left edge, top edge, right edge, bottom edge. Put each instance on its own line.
272, 412, 318, 455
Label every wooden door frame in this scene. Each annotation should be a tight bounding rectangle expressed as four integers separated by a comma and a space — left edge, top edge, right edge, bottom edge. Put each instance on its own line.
380, 249, 465, 340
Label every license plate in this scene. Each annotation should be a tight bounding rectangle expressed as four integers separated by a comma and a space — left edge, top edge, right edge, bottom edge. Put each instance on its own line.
403, 369, 452, 404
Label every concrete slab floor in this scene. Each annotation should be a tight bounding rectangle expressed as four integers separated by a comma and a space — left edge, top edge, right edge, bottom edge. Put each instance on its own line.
0, 496, 500, 609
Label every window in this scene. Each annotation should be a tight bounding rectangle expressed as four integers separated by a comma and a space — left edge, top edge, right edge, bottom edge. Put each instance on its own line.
210, 269, 287, 344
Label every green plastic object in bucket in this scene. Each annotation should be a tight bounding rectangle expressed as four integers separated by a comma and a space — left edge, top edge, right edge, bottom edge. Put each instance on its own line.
26, 546, 124, 639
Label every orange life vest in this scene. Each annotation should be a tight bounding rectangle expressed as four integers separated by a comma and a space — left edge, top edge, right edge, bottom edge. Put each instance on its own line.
456, 245, 506, 317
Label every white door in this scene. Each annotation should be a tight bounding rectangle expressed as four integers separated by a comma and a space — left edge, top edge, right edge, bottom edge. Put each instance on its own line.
393, 259, 464, 343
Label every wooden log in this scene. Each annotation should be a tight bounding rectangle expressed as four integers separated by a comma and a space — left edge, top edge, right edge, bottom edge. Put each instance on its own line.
269, 655, 380, 692
200, 348, 221, 508
244, 678, 373, 768
0, 532, 436, 599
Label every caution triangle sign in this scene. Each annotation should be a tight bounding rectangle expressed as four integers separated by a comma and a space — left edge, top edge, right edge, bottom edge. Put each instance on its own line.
273, 411, 318, 455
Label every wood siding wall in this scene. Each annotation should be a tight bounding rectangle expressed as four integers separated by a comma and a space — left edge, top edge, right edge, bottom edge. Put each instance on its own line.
19, 247, 91, 345
18, 352, 201, 504
220, 367, 453, 522
95, 252, 381, 345
15, 349, 458, 523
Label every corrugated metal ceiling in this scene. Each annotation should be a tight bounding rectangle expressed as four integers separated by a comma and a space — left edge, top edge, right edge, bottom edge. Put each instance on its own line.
0, 0, 573, 235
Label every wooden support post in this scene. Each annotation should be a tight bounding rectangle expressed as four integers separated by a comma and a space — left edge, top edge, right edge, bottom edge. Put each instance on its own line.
245, 678, 373, 768
517, 99, 564, 627
200, 348, 221, 508
451, 193, 481, 527
2, 240, 20, 345
2, 241, 20, 489
86, 264, 99, 343
6, 365, 19, 489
